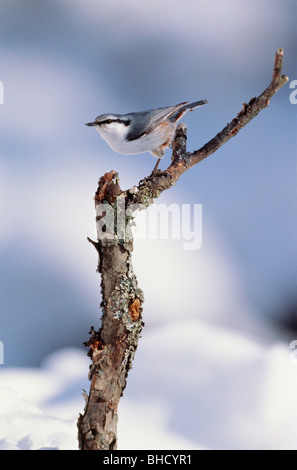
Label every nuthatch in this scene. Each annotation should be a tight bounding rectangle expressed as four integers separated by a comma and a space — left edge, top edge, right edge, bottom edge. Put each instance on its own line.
86, 100, 208, 172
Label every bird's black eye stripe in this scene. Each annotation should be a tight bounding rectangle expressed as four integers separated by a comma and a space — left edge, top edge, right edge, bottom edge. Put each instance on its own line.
99, 118, 130, 126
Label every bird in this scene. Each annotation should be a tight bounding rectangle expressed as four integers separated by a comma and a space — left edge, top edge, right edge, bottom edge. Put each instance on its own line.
85, 99, 208, 173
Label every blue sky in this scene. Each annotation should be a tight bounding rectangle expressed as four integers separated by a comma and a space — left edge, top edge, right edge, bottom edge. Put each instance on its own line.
0, 0, 296, 367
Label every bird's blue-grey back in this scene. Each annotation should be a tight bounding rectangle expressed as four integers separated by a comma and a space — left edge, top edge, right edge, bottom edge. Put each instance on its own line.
125, 104, 183, 141
126, 100, 207, 140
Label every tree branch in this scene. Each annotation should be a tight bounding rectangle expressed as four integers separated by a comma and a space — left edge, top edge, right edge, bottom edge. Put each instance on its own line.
126, 48, 288, 205
77, 49, 288, 450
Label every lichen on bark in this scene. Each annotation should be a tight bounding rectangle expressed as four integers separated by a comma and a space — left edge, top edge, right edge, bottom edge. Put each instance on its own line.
77, 172, 144, 450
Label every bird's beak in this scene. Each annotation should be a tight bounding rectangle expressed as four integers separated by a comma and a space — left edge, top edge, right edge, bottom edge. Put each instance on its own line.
85, 121, 97, 127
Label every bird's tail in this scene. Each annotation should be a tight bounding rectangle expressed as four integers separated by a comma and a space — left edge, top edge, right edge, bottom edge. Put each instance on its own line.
169, 99, 208, 122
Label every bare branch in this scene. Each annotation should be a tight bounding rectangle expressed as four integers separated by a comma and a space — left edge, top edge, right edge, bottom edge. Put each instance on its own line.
77, 49, 288, 450
126, 48, 288, 205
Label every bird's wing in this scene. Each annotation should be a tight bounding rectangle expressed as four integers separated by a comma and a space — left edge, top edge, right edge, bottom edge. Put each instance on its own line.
126, 102, 188, 141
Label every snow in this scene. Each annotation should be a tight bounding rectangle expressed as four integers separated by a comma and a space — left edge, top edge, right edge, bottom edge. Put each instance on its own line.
1, 321, 297, 450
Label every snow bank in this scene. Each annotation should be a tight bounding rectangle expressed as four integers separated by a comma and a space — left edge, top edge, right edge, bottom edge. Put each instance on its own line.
0, 321, 297, 450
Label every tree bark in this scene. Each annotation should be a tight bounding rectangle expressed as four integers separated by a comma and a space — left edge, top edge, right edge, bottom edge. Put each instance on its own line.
77, 172, 144, 450
77, 49, 288, 450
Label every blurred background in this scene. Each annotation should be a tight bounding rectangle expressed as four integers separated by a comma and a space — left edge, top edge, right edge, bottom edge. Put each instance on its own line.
0, 0, 296, 450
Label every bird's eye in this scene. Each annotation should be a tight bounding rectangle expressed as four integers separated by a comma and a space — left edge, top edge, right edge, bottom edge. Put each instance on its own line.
104, 119, 112, 124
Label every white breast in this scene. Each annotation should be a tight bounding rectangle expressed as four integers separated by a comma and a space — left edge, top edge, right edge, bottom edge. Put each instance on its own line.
95, 121, 176, 157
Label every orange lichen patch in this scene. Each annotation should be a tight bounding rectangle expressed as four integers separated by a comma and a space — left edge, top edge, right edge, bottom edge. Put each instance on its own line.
84, 326, 105, 358
95, 170, 122, 203
88, 338, 105, 360
129, 298, 141, 322
90, 339, 105, 352
104, 171, 116, 183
